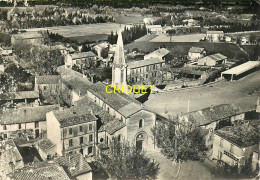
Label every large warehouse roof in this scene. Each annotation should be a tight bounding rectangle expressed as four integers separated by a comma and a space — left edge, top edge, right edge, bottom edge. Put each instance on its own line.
222, 61, 260, 75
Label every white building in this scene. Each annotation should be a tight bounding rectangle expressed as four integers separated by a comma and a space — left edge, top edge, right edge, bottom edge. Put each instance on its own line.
206, 31, 224, 42
188, 47, 206, 61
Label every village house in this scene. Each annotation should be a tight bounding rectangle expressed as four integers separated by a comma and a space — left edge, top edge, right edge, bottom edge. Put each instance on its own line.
0, 46, 13, 56
11, 32, 44, 45
6, 162, 70, 180
65, 51, 98, 69
46, 108, 98, 157
0, 91, 39, 107
144, 48, 170, 61
251, 145, 259, 172
179, 104, 245, 148
0, 105, 59, 139
206, 31, 224, 42
93, 42, 109, 58
188, 47, 206, 61
35, 75, 61, 104
35, 138, 56, 161
146, 25, 163, 34
212, 121, 259, 173
143, 17, 154, 25
0, 139, 24, 179
54, 153, 92, 180
197, 53, 227, 67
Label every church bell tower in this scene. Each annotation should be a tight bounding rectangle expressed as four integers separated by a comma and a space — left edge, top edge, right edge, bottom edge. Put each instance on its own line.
112, 29, 127, 87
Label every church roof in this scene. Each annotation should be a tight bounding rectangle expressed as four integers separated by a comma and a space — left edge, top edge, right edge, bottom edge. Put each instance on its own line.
113, 30, 126, 65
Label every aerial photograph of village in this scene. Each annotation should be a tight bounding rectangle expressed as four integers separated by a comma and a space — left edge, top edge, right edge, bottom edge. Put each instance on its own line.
0, 0, 259, 179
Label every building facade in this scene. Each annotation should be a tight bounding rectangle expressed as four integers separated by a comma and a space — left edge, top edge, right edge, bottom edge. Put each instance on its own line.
65, 51, 97, 69
188, 47, 206, 61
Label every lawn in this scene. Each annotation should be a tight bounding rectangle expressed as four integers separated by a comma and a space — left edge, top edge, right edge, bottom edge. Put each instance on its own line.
144, 71, 260, 118
125, 41, 247, 59
150, 33, 206, 42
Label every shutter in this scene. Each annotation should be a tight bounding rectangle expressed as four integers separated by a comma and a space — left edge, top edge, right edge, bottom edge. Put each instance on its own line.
83, 124, 88, 134
63, 128, 67, 137
73, 126, 78, 136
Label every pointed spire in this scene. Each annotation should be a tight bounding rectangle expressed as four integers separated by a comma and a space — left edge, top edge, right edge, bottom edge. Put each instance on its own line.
114, 29, 126, 65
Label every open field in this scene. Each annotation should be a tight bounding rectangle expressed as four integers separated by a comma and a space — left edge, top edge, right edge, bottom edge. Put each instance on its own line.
150, 33, 206, 42
114, 15, 161, 24
125, 41, 247, 59
144, 71, 260, 117
134, 34, 158, 42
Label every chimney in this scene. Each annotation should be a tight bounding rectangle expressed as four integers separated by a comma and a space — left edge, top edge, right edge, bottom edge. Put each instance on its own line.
210, 105, 214, 111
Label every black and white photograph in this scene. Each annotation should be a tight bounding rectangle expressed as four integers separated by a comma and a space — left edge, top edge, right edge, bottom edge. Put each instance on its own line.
0, 0, 259, 179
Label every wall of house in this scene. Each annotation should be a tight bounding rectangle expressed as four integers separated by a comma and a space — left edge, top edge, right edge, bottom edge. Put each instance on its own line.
36, 144, 56, 161
65, 55, 73, 68
188, 52, 204, 61
46, 111, 62, 156
126, 110, 156, 151
231, 113, 245, 122
252, 151, 259, 172
76, 172, 92, 180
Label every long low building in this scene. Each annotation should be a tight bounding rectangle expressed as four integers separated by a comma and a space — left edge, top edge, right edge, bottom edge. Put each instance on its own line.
221, 61, 260, 81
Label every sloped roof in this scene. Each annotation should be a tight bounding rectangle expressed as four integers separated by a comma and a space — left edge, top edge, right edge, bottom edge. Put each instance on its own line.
199, 53, 227, 62
221, 61, 260, 75
53, 108, 97, 127
0, 105, 59, 125
54, 153, 92, 177
37, 138, 56, 153
70, 51, 96, 60
1, 139, 23, 163
7, 162, 70, 180
0, 91, 39, 101
182, 104, 243, 126
189, 47, 205, 53
145, 48, 169, 58
127, 58, 164, 69
35, 75, 61, 84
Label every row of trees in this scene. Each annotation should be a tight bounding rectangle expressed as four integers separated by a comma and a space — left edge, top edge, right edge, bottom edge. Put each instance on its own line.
108, 25, 148, 44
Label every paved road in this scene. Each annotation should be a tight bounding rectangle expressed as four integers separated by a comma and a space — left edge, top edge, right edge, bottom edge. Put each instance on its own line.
145, 71, 260, 117
147, 152, 213, 180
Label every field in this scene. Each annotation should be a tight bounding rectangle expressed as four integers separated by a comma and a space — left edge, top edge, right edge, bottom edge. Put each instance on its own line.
114, 15, 161, 24
125, 41, 247, 59
150, 33, 206, 42
144, 71, 260, 117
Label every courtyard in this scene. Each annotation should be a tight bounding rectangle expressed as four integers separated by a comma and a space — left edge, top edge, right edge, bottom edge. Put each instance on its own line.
144, 71, 260, 117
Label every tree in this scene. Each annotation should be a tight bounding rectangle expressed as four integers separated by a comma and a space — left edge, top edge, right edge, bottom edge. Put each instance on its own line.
101, 47, 109, 58
152, 118, 207, 179
99, 138, 160, 180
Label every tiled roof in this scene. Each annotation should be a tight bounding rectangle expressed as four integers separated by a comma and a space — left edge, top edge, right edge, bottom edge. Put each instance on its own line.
199, 53, 227, 62
98, 119, 126, 135
53, 108, 97, 127
54, 153, 92, 177
145, 48, 169, 58
0, 91, 39, 101
37, 138, 56, 153
189, 47, 205, 53
1, 139, 23, 163
88, 82, 143, 117
7, 162, 70, 180
127, 57, 164, 69
0, 105, 59, 125
70, 51, 96, 60
215, 122, 259, 147
35, 75, 61, 84
181, 104, 243, 126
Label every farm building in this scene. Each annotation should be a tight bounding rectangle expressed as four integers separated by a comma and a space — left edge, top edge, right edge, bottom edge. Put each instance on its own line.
188, 47, 206, 61
198, 53, 227, 67
11, 32, 44, 45
0, 91, 39, 106
206, 31, 224, 42
146, 25, 163, 34
65, 51, 98, 69
144, 48, 170, 60
221, 61, 260, 82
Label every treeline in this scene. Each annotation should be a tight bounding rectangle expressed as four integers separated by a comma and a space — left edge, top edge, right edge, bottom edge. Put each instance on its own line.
108, 25, 147, 44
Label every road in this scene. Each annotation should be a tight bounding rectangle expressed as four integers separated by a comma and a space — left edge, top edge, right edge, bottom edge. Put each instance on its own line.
144, 71, 260, 117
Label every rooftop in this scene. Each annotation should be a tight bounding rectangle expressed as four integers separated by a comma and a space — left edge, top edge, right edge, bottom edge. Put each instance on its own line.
215, 121, 259, 147
221, 61, 260, 75
189, 47, 205, 53
0, 139, 23, 164
54, 153, 92, 177
127, 57, 164, 69
0, 105, 59, 125
199, 53, 227, 62
37, 138, 56, 153
181, 104, 243, 126
0, 91, 39, 101
145, 48, 169, 58
52, 108, 97, 127
7, 162, 70, 180
70, 51, 96, 60
35, 75, 61, 84
207, 30, 224, 34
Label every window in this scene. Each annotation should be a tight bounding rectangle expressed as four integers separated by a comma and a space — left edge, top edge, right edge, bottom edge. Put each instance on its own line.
107, 107, 110, 112
89, 124, 92, 131
88, 146, 93, 154
43, 86, 47, 90
230, 144, 234, 153
18, 123, 21, 129
139, 119, 143, 128
100, 138, 104, 143
35, 122, 39, 128
118, 135, 121, 142
89, 134, 93, 142
121, 116, 123, 121
69, 128, 72, 135
3, 125, 7, 130
80, 137, 83, 144
220, 138, 223, 147
79, 126, 83, 132
69, 139, 73, 147
3, 134, 7, 139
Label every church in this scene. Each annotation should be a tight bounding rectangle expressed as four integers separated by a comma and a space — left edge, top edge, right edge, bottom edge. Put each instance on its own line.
49, 30, 157, 157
